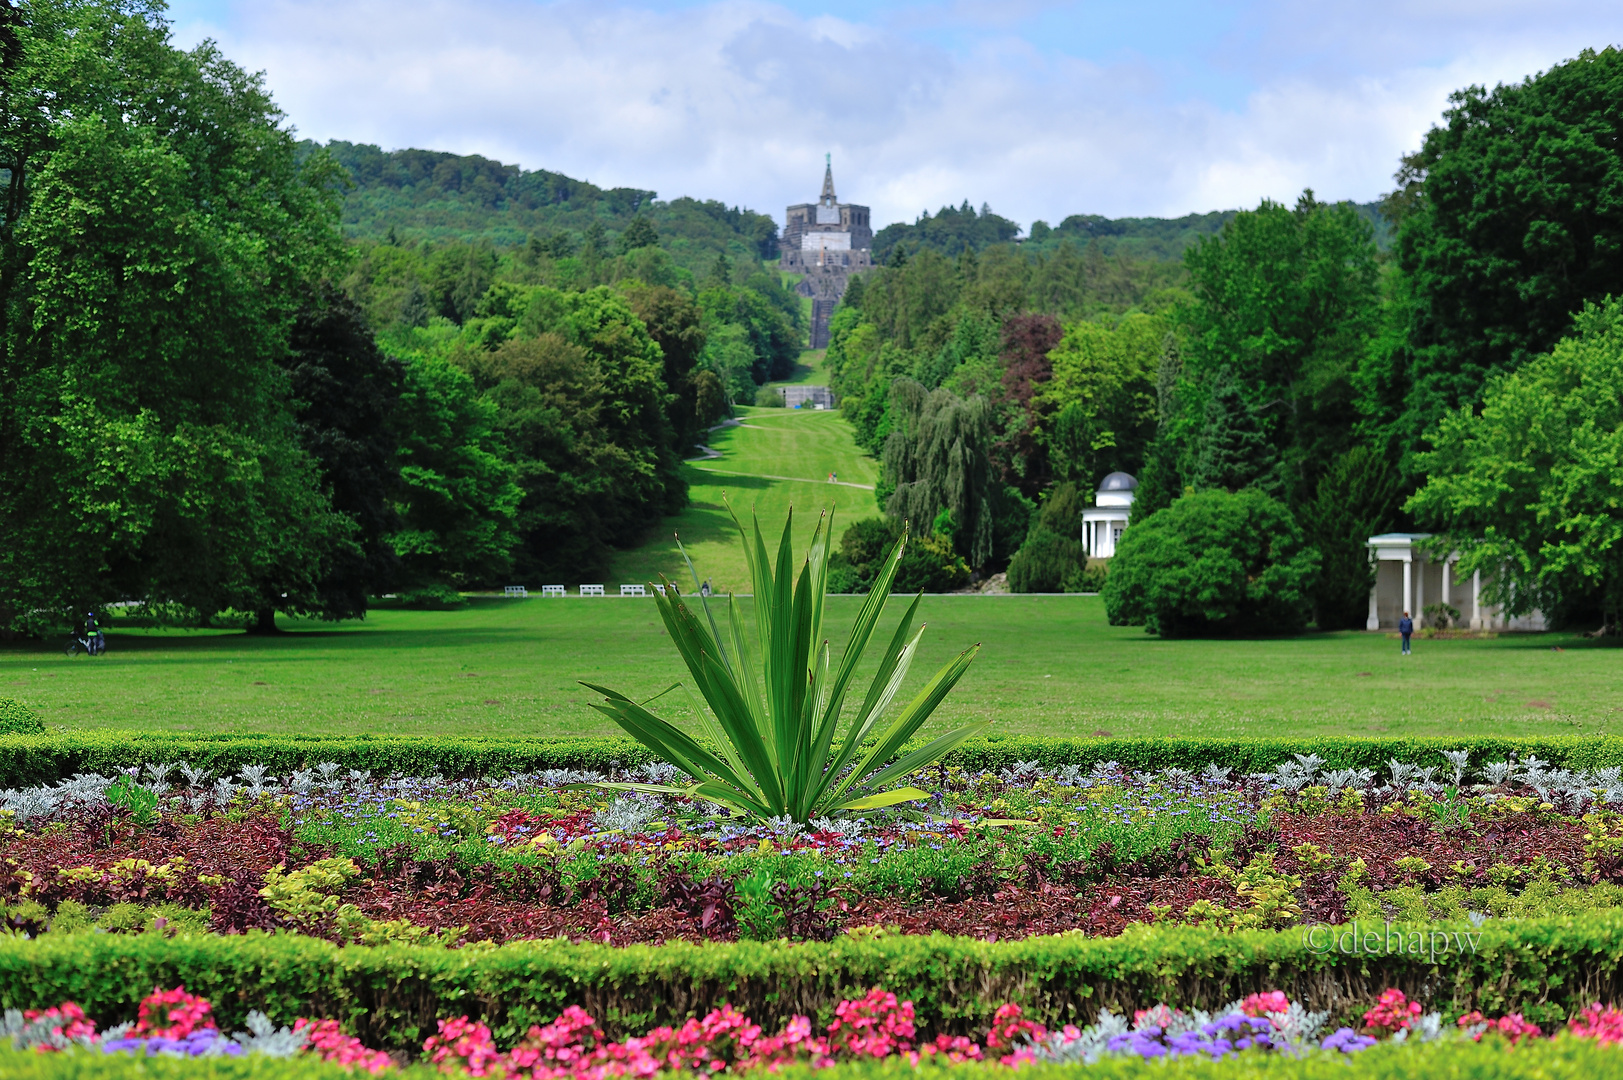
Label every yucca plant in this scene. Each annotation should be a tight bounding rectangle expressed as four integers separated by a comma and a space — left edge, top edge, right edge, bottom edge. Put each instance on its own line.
582, 508, 984, 822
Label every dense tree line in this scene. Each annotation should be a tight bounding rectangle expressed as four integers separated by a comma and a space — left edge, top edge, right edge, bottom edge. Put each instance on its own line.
0, 0, 801, 634
835, 47, 1623, 636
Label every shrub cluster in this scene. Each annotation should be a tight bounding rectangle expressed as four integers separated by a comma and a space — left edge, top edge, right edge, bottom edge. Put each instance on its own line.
1104, 490, 1320, 637
0, 699, 44, 736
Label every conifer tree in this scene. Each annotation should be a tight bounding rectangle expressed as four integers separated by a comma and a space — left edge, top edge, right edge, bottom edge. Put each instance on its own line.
1192, 366, 1275, 492
1129, 336, 1183, 523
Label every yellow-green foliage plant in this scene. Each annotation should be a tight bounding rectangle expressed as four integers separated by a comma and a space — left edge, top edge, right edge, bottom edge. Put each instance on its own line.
584, 509, 983, 822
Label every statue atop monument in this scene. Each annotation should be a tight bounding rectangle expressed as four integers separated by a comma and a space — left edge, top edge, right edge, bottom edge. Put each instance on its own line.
782, 156, 873, 348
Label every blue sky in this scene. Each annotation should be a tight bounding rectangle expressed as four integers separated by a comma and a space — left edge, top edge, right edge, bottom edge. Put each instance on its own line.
163, 0, 1623, 230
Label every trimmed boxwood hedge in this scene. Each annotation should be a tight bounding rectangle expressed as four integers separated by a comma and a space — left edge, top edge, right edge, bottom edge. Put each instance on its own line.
0, 1040, 1618, 1078
2, 732, 1621, 787
2, 914, 1623, 1052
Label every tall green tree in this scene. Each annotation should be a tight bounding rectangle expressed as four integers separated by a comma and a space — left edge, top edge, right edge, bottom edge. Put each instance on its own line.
0, 1, 348, 632
1129, 337, 1184, 523
881, 378, 998, 569
1408, 298, 1623, 631
279, 289, 407, 623
623, 282, 707, 451
697, 284, 800, 384
1181, 192, 1379, 501
1389, 48, 1623, 454
1033, 312, 1166, 487
388, 351, 520, 588
457, 284, 684, 579
1302, 445, 1401, 629
1190, 366, 1276, 493
616, 214, 659, 254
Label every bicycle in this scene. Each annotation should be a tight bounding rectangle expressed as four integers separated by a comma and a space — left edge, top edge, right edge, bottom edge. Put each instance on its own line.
65, 632, 107, 657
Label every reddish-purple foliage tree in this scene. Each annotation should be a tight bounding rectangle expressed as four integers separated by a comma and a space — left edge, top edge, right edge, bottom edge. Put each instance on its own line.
994, 314, 1063, 495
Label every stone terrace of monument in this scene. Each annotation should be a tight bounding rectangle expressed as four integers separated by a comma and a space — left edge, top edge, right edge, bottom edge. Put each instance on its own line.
782, 156, 872, 348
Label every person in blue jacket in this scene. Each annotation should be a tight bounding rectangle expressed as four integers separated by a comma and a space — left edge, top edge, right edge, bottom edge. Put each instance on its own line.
1398, 611, 1414, 655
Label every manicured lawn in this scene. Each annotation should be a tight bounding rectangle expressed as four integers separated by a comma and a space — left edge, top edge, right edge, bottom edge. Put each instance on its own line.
3, 594, 1616, 740
769, 348, 828, 386
610, 405, 880, 593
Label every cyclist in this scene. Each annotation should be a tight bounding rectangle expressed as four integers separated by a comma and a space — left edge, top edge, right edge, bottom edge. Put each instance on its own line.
84, 610, 105, 656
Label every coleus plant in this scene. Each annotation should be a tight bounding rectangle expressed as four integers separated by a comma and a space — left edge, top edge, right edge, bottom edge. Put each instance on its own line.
583, 508, 984, 823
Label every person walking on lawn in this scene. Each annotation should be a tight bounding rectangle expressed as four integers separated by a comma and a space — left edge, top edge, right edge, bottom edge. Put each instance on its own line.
1399, 611, 1414, 655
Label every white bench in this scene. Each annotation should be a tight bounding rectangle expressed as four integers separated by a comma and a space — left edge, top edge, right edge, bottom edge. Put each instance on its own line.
652, 583, 668, 596
580, 584, 605, 597
503, 586, 528, 598
620, 584, 647, 597
540, 585, 565, 598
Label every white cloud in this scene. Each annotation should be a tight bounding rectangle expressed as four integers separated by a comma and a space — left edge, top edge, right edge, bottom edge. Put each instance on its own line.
178, 0, 1623, 230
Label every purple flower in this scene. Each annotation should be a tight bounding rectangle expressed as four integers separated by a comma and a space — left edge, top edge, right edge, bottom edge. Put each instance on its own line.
1320, 1027, 1377, 1054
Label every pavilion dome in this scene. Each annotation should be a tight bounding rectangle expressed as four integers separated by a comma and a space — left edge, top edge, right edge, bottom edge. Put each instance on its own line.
1098, 472, 1138, 493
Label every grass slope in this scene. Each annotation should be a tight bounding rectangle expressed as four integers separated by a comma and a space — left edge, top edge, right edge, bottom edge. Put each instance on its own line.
609, 405, 879, 593
1, 596, 1616, 740
769, 349, 828, 387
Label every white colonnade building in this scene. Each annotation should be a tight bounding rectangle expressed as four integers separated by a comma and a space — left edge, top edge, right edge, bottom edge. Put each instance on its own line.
1364, 533, 1545, 631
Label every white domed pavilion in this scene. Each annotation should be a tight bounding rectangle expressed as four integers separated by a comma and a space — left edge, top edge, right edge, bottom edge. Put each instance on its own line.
1081, 472, 1136, 558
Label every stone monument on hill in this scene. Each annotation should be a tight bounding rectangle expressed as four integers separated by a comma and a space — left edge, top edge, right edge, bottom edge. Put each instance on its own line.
781, 155, 873, 349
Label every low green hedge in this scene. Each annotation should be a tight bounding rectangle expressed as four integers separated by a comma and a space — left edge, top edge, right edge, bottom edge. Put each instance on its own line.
2, 732, 1620, 787
0, 1041, 1618, 1079
3, 915, 1623, 1052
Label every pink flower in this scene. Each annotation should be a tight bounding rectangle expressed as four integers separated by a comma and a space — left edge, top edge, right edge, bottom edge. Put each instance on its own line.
1458, 1009, 1544, 1046
985, 1003, 1047, 1059
1240, 992, 1291, 1018
425, 1016, 503, 1076
1362, 989, 1422, 1033
135, 987, 216, 1040
912, 1033, 983, 1065
825, 989, 916, 1059
22, 1001, 96, 1048
297, 1018, 394, 1074
1571, 1004, 1623, 1046
1492, 1014, 1542, 1045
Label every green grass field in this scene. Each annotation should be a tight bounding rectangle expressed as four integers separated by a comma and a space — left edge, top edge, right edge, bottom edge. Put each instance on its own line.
609, 405, 879, 593
7, 397, 1617, 745
2, 595, 1617, 740
769, 349, 828, 387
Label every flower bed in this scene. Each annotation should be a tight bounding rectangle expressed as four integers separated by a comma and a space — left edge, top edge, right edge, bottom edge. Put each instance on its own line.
4, 753, 1623, 947
7, 982, 1623, 1075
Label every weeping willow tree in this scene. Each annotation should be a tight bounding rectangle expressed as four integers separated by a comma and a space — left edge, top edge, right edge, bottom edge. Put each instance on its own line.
881, 378, 996, 568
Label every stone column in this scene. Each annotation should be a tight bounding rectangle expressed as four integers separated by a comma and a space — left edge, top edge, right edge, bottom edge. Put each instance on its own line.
1471, 570, 1483, 630
1441, 558, 1452, 628
1402, 555, 1412, 623
1415, 553, 1425, 625
1366, 551, 1380, 630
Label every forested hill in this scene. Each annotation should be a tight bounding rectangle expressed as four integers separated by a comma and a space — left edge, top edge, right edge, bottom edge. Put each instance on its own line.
314, 139, 1393, 270
873, 200, 1393, 262
308, 140, 780, 271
